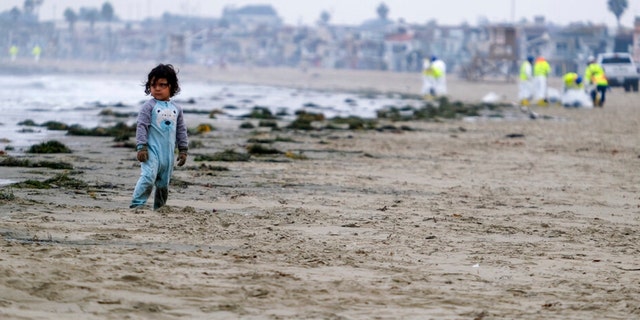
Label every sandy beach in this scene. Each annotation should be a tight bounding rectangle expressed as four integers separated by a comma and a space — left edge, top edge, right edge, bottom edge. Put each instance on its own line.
1, 61, 639, 319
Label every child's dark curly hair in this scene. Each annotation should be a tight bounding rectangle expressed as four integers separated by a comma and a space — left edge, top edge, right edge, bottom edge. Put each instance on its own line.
144, 64, 180, 97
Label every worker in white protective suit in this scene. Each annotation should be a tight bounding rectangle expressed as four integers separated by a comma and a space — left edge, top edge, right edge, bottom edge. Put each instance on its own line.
430, 55, 447, 96
518, 55, 535, 106
421, 58, 435, 98
533, 56, 551, 106
421, 55, 447, 99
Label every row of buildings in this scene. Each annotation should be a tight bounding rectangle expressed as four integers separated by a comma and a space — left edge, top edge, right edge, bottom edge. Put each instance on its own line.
2, 4, 639, 79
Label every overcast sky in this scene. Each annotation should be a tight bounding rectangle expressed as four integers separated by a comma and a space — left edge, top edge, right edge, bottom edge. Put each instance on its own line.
2, 0, 639, 27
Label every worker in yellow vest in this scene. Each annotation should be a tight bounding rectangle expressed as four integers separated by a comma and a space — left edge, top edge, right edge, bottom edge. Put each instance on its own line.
562, 72, 583, 91
518, 55, 534, 105
421, 58, 435, 98
421, 55, 447, 99
533, 56, 551, 106
430, 55, 447, 96
584, 56, 608, 107
32, 45, 41, 62
9, 45, 18, 61
561, 72, 592, 108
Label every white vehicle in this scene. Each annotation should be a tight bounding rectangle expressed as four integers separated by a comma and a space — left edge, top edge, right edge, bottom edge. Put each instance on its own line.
596, 52, 639, 92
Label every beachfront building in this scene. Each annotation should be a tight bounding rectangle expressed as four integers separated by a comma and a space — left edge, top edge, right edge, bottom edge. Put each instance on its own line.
0, 3, 633, 78
518, 17, 610, 76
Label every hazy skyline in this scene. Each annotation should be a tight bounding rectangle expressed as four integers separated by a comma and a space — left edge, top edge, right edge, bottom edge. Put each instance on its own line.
2, 0, 639, 28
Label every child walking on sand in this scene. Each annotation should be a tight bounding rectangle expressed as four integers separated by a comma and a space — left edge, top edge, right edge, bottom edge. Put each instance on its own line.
130, 64, 188, 209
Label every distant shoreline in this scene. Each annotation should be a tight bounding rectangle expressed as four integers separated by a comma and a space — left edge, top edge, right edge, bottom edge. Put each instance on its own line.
0, 58, 422, 94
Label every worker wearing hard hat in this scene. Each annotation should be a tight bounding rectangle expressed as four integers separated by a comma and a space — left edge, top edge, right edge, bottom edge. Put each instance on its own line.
533, 56, 551, 106
584, 56, 608, 107
562, 72, 583, 91
421, 55, 447, 99
518, 55, 535, 106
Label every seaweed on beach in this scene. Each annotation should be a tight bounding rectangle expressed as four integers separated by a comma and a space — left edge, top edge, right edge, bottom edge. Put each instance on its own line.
248, 135, 295, 144
287, 118, 313, 130
27, 140, 72, 154
191, 163, 229, 172
194, 149, 251, 162
246, 144, 283, 155
242, 106, 277, 119
239, 122, 255, 129
13, 173, 87, 189
19, 120, 69, 130
329, 116, 378, 130
41, 121, 69, 130
286, 111, 325, 130
247, 137, 276, 144
376, 96, 507, 121
92, 101, 131, 109
0, 189, 16, 202
19, 120, 72, 131
0, 156, 73, 170
376, 124, 415, 132
17, 119, 38, 126
99, 109, 137, 118
0, 188, 15, 201
66, 122, 136, 139
258, 120, 279, 129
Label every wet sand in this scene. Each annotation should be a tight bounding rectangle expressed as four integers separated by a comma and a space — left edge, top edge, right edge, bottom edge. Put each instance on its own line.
1, 61, 639, 319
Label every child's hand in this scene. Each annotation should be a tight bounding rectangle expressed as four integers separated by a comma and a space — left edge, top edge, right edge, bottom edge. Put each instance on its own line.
137, 148, 148, 162
177, 152, 187, 166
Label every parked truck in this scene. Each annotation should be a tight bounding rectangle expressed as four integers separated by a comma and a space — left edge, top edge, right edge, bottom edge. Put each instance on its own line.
596, 52, 639, 92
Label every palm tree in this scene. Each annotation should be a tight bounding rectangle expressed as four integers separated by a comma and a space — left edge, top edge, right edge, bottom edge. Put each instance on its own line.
9, 7, 21, 22
23, 0, 35, 14
83, 8, 99, 32
101, 2, 115, 61
101, 2, 114, 22
64, 8, 77, 32
319, 10, 330, 25
376, 2, 389, 20
607, 0, 628, 28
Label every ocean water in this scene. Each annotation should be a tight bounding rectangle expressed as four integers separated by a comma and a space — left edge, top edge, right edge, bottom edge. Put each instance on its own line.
0, 74, 420, 152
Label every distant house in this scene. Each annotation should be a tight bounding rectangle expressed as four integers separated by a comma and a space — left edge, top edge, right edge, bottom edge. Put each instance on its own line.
519, 17, 609, 76
548, 23, 609, 75
384, 31, 415, 72
222, 5, 282, 28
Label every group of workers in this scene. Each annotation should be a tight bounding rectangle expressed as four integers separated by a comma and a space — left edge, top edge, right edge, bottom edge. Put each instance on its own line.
8, 45, 42, 62
422, 53, 608, 109
519, 55, 608, 108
